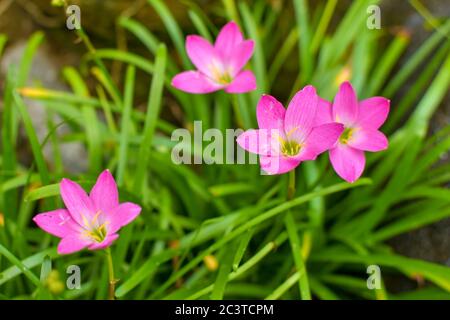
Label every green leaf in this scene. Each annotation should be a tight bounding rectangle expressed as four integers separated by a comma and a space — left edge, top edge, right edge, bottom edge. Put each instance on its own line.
116, 65, 136, 186
14, 92, 51, 186
0, 245, 47, 288
25, 183, 60, 202
133, 44, 167, 193
312, 250, 450, 292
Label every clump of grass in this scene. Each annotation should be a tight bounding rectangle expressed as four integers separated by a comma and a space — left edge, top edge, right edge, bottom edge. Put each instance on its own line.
0, 0, 449, 300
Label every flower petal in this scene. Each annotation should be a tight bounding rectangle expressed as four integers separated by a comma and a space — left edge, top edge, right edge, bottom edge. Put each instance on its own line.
57, 235, 89, 255
225, 70, 256, 93
260, 155, 301, 175
236, 129, 282, 156
88, 233, 119, 250
186, 35, 218, 77
314, 98, 333, 126
215, 21, 244, 60
227, 40, 254, 75
256, 94, 286, 130
298, 123, 344, 160
348, 128, 388, 152
108, 203, 141, 234
332, 81, 358, 126
356, 97, 390, 129
172, 71, 223, 94
329, 145, 366, 183
60, 178, 95, 226
90, 170, 118, 213
33, 209, 80, 238
285, 85, 319, 142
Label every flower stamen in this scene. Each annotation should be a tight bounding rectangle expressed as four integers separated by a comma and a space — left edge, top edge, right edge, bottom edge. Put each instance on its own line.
281, 140, 302, 157
209, 62, 232, 85
83, 223, 108, 243
339, 127, 354, 144
80, 211, 108, 243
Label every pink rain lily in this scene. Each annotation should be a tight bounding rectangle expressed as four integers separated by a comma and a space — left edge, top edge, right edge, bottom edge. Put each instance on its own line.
237, 86, 344, 174
315, 81, 390, 183
171, 21, 256, 94
33, 170, 141, 254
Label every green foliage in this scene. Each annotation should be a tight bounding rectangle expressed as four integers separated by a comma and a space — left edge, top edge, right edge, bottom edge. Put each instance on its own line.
0, 0, 449, 300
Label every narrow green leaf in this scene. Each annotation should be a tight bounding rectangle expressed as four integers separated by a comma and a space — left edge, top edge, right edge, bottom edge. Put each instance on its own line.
116, 65, 136, 186
133, 44, 167, 193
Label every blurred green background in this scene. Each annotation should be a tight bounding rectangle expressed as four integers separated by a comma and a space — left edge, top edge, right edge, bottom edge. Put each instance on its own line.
0, 0, 449, 300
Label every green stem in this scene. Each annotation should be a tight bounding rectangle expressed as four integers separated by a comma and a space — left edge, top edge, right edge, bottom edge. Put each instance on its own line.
105, 248, 116, 300
231, 94, 244, 128
284, 170, 311, 300
287, 169, 296, 200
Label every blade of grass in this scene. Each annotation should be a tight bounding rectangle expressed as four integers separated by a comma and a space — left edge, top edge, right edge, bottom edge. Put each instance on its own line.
117, 179, 369, 297
366, 30, 410, 97
63, 67, 102, 174
222, 0, 240, 25
312, 250, 450, 291
385, 40, 450, 132
285, 211, 311, 300
116, 65, 136, 186
14, 92, 51, 186
383, 19, 450, 97
293, 0, 313, 83
1, 69, 19, 218
186, 233, 287, 300
148, 0, 190, 68
210, 242, 237, 300
149, 179, 371, 298
267, 28, 298, 88
119, 17, 180, 77
0, 34, 7, 57
232, 228, 254, 271
239, 2, 267, 101
85, 49, 153, 73
310, 0, 338, 54
0, 248, 57, 286
0, 244, 42, 288
188, 10, 212, 42
133, 44, 167, 193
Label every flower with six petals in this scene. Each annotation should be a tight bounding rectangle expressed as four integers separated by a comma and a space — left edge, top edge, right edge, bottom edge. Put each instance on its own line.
171, 21, 256, 94
33, 170, 141, 254
315, 81, 390, 182
237, 85, 344, 174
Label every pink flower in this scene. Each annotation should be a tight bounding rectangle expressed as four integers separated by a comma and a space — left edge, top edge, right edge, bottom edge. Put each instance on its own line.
33, 170, 141, 255
171, 21, 256, 94
316, 81, 390, 183
236, 86, 344, 174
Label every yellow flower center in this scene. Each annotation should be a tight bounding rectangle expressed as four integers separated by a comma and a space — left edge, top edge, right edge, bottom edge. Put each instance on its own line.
209, 62, 232, 84
281, 140, 302, 157
339, 127, 354, 144
81, 211, 108, 243
84, 224, 108, 243
215, 72, 232, 84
